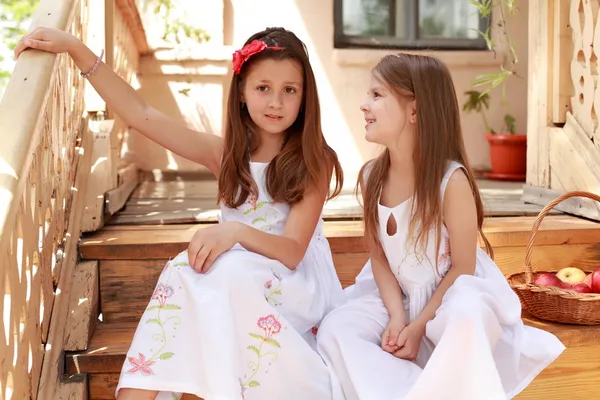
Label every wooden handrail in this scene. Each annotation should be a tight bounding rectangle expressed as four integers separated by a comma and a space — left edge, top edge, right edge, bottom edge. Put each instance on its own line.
0, 0, 88, 398
0, 0, 75, 239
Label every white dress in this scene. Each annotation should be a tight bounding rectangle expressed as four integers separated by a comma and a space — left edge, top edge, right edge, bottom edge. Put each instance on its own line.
116, 161, 345, 400
316, 161, 566, 400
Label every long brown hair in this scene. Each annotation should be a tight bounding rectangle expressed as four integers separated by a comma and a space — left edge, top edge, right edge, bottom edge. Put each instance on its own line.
359, 53, 493, 263
219, 27, 343, 207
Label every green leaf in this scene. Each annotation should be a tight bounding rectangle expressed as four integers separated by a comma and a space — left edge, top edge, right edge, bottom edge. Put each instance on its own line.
247, 345, 260, 355
251, 217, 265, 225
161, 304, 181, 310
159, 352, 175, 360
243, 208, 253, 215
462, 90, 490, 113
146, 318, 162, 326
248, 381, 260, 387
255, 201, 267, 210
264, 338, 281, 348
146, 305, 160, 311
504, 114, 517, 134
249, 332, 264, 340
172, 262, 188, 267
271, 290, 282, 295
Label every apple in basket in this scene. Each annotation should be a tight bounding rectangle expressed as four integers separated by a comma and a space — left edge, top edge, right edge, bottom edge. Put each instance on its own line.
558, 281, 592, 293
555, 267, 587, 284
588, 267, 600, 293
533, 273, 562, 287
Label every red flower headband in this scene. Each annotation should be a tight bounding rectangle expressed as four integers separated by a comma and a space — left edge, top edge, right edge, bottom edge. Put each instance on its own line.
232, 40, 284, 75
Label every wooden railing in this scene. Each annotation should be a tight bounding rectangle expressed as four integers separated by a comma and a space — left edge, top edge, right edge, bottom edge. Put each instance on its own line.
525, 0, 600, 220
0, 0, 90, 398
0, 0, 145, 397
569, 0, 599, 139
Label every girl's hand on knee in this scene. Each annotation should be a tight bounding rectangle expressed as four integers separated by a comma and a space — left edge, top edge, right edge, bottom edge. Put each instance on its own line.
381, 316, 407, 353
393, 320, 426, 361
188, 222, 242, 273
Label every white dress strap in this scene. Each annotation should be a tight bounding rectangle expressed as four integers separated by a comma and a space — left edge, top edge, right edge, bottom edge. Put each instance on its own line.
441, 160, 465, 200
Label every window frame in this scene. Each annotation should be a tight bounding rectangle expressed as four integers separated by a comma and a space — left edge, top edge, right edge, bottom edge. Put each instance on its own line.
333, 0, 490, 51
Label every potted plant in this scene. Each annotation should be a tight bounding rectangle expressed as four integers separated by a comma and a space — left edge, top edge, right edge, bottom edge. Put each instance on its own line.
462, 0, 526, 181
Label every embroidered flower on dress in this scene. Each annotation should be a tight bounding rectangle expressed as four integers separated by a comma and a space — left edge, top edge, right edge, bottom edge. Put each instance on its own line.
126, 353, 155, 375
246, 195, 258, 210
257, 314, 282, 339
240, 314, 283, 394
152, 283, 174, 308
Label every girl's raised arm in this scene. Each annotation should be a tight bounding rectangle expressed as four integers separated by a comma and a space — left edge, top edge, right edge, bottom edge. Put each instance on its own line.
14, 27, 223, 176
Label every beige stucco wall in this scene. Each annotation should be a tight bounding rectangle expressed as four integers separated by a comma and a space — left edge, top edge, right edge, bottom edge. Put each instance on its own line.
125, 0, 529, 188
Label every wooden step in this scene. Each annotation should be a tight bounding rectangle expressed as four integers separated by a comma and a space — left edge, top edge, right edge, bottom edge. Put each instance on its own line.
65, 312, 600, 400
79, 216, 600, 323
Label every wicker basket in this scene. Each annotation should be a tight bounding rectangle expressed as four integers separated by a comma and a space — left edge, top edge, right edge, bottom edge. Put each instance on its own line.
506, 191, 600, 325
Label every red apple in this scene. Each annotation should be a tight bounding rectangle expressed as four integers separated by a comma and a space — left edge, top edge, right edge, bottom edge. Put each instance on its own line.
558, 281, 592, 293
590, 268, 600, 293
534, 273, 562, 287
584, 273, 593, 288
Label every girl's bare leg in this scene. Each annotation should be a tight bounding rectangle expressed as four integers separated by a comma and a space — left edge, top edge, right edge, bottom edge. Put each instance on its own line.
181, 394, 202, 400
116, 388, 159, 400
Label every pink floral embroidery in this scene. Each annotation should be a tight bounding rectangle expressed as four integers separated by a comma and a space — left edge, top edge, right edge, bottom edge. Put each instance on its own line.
126, 353, 155, 376
246, 195, 259, 210
257, 315, 282, 339
243, 195, 276, 232
239, 314, 283, 394
152, 283, 174, 307
264, 270, 283, 306
126, 283, 181, 375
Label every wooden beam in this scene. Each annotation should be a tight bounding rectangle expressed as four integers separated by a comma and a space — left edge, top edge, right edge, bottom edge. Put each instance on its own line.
79, 215, 600, 260
37, 119, 94, 399
105, 163, 140, 214
63, 261, 100, 351
545, 114, 600, 221
552, 0, 573, 124
82, 120, 115, 232
55, 374, 88, 400
115, 0, 150, 54
526, 0, 552, 188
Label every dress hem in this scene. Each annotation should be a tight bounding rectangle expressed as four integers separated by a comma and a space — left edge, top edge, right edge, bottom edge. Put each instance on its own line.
116, 379, 239, 400
504, 343, 566, 399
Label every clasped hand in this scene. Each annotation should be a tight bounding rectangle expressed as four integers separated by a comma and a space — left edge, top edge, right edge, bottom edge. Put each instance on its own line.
187, 221, 242, 273
382, 316, 426, 361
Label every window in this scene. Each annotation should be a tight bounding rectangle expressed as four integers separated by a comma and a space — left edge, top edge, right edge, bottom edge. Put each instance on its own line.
334, 0, 489, 50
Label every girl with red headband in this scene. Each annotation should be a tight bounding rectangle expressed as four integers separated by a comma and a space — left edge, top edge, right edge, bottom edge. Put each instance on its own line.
15, 27, 345, 400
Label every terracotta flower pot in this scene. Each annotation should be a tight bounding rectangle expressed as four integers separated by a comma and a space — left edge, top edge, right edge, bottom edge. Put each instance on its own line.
485, 133, 527, 181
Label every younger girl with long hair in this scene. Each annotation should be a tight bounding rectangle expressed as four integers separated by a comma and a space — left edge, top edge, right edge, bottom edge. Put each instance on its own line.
15, 27, 345, 400
316, 53, 565, 400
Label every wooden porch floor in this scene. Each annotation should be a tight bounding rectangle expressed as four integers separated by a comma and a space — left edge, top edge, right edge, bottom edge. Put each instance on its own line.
106, 178, 557, 226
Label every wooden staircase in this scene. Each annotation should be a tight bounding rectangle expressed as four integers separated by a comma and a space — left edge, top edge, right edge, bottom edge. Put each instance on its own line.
65, 210, 600, 399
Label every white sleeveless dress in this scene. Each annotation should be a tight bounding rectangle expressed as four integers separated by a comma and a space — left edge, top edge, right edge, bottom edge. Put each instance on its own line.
116, 161, 345, 400
316, 161, 565, 400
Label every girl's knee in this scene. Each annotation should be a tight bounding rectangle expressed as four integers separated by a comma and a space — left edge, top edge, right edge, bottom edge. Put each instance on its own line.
315, 311, 341, 344
116, 388, 159, 400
